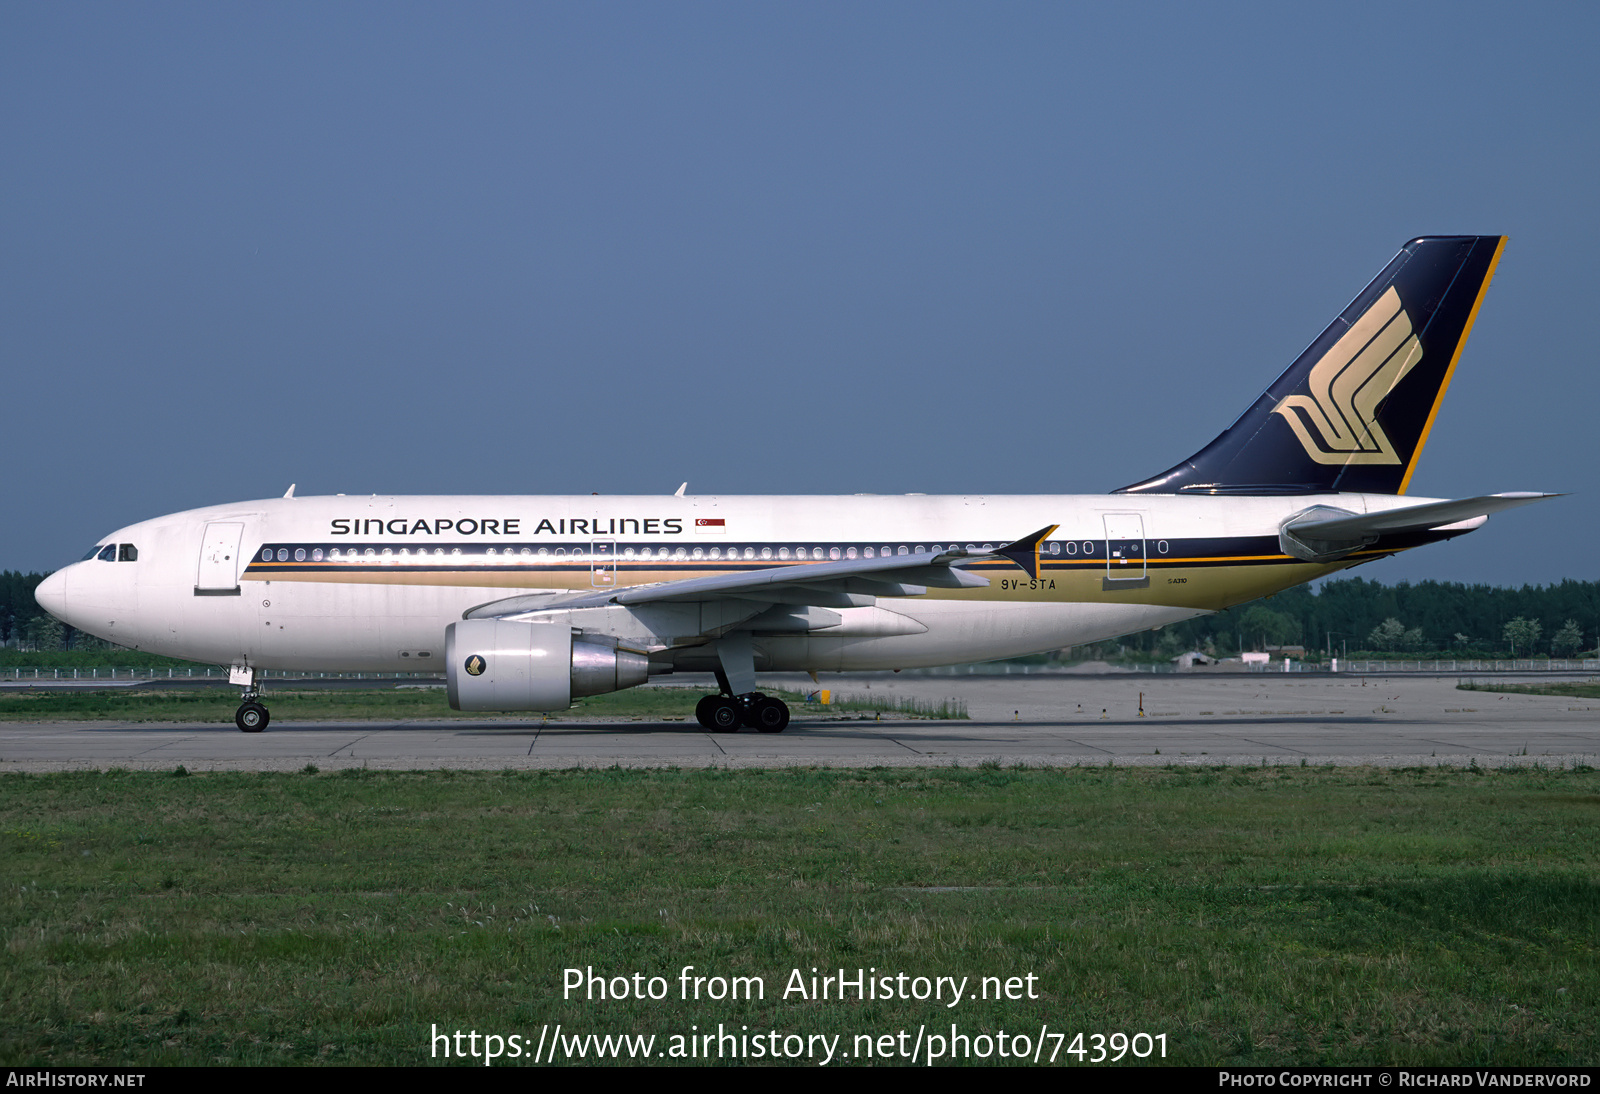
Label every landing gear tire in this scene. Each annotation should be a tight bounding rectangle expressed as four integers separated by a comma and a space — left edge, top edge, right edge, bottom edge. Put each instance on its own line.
705, 696, 743, 732
236, 702, 269, 733
695, 695, 719, 729
746, 696, 790, 733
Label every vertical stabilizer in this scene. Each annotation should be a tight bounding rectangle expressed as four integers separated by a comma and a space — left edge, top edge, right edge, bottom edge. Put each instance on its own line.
1116, 235, 1506, 496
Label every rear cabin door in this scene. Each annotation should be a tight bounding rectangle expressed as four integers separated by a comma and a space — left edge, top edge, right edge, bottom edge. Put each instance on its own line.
1103, 513, 1147, 581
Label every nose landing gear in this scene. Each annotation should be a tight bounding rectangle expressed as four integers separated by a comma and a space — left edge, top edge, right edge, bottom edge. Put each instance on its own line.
231, 665, 270, 732
236, 701, 269, 732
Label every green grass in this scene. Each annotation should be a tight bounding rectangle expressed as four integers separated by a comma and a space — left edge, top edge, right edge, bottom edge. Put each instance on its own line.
0, 649, 214, 671
0, 686, 479, 723
1458, 681, 1600, 700
2, 765, 1596, 1066
0, 686, 965, 723
799, 692, 968, 719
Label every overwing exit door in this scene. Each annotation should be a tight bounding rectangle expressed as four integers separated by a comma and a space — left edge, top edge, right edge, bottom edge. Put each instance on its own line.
591, 539, 617, 587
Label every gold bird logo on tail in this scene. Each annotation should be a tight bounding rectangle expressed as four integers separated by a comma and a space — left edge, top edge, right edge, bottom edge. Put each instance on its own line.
1271, 286, 1423, 465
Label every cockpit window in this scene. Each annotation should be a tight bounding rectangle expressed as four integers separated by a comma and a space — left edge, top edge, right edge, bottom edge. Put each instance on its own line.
96, 545, 116, 562
82, 545, 106, 561
118, 544, 138, 562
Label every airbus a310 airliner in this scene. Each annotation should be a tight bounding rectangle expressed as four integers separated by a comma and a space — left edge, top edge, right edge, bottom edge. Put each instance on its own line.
36, 235, 1553, 732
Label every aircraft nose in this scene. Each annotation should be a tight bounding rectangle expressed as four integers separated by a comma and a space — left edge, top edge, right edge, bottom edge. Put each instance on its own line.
34, 568, 69, 620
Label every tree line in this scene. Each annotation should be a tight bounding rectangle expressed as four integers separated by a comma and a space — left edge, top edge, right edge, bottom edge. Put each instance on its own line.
1151, 576, 1600, 660
5, 568, 1598, 659
0, 571, 55, 649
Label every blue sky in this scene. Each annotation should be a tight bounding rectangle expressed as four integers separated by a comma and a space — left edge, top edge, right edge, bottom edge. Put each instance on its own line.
4, 2, 1594, 585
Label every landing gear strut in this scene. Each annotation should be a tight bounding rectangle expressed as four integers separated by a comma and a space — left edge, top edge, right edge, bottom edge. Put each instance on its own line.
694, 634, 789, 732
694, 692, 789, 733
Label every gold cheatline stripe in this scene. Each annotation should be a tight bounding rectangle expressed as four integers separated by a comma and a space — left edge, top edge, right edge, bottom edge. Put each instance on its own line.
248, 543, 1420, 578
1037, 557, 1288, 566
1398, 235, 1507, 495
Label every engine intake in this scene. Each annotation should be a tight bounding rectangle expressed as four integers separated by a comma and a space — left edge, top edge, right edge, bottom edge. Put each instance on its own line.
445, 619, 648, 711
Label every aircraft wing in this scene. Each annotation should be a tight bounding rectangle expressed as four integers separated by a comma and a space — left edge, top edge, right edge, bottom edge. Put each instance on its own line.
465, 525, 1058, 618
1286, 493, 1558, 539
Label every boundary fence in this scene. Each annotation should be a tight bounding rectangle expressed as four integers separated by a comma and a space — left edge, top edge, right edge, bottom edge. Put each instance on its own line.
1338, 659, 1600, 673
1, 667, 444, 682
900, 659, 1600, 676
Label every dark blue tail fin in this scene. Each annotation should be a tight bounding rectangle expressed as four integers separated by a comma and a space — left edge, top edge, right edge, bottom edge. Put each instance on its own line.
1116, 235, 1506, 496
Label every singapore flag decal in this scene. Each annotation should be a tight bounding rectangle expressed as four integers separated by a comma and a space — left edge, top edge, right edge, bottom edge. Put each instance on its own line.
695, 517, 726, 534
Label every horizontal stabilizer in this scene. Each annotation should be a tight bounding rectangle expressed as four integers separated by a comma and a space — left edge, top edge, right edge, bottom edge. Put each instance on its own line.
1290, 492, 1556, 539
1278, 492, 1557, 563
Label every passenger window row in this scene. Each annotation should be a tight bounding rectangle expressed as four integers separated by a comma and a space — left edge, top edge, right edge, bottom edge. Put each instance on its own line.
261, 543, 998, 563
253, 541, 1131, 564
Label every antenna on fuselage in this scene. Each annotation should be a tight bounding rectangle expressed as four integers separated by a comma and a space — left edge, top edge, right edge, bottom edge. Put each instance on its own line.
283, 484, 296, 498
674, 482, 687, 497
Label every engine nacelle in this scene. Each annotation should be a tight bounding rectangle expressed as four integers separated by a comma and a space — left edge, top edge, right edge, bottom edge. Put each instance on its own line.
445, 619, 649, 711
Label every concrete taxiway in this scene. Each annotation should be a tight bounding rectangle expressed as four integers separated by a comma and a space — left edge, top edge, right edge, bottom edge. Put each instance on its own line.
1, 673, 1596, 772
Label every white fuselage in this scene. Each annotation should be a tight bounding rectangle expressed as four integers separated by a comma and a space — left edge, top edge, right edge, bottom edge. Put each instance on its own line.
36, 491, 1449, 676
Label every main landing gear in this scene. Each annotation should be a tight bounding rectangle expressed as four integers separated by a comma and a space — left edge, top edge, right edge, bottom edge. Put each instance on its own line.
695, 692, 790, 733
697, 635, 788, 732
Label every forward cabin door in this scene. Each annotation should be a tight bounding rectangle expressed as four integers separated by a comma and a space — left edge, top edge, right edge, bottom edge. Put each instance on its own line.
195, 522, 245, 595
1103, 513, 1147, 582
